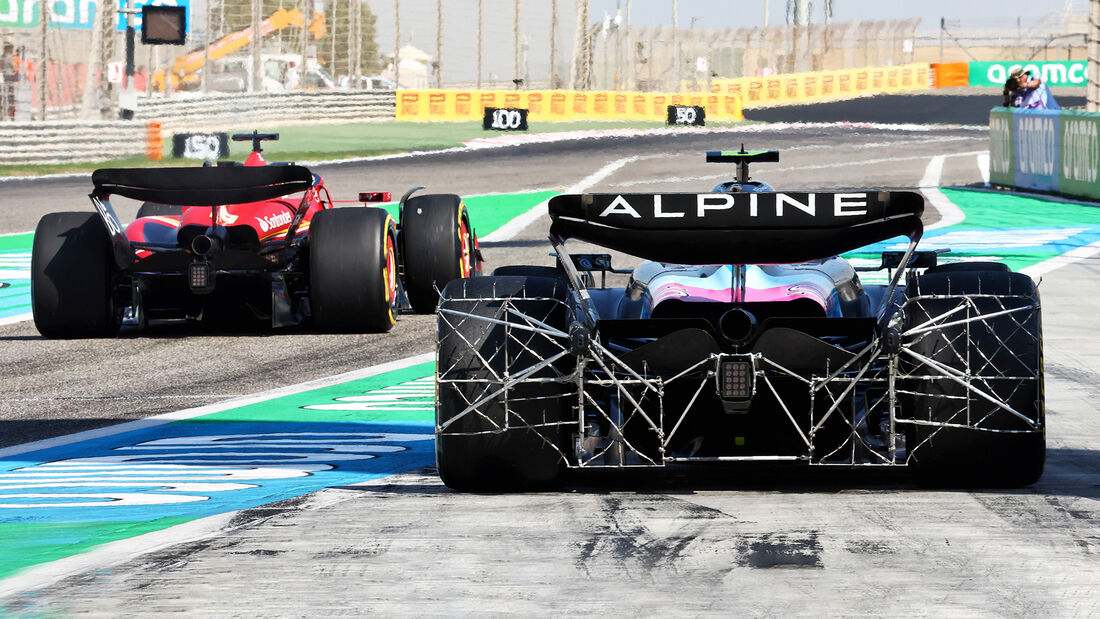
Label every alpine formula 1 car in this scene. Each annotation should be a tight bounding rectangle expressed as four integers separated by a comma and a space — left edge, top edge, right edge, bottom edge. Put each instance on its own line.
435, 149, 1044, 490
31, 132, 481, 337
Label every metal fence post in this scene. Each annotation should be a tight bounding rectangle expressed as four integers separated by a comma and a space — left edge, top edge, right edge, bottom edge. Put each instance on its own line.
436, 0, 443, 88
394, 0, 400, 89
251, 0, 262, 92
1090, 0, 1100, 112
37, 0, 47, 120
476, 0, 482, 89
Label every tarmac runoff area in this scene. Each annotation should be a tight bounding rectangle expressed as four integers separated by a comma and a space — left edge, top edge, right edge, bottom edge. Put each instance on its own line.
0, 122, 1097, 614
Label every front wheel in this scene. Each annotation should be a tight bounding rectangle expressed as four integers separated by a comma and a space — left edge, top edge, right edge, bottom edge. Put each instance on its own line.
31, 212, 121, 338
310, 207, 399, 333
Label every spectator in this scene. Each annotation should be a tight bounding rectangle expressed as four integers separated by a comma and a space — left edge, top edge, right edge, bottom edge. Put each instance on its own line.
1013, 69, 1060, 110
1, 43, 17, 121
1002, 68, 1021, 107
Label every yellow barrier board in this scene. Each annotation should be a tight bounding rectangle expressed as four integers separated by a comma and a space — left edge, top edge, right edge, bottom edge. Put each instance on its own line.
395, 89, 744, 122
710, 63, 930, 107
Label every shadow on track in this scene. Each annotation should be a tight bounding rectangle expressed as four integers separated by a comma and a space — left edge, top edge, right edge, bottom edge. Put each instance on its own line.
347, 446, 1100, 500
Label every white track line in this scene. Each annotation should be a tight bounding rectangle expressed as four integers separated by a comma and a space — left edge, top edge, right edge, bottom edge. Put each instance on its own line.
482, 154, 661, 242
1022, 240, 1100, 278
976, 152, 990, 184
0, 313, 32, 327
921, 155, 965, 231
0, 352, 433, 459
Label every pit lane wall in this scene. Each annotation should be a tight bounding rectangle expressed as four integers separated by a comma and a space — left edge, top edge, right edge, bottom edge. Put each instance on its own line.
989, 107, 1100, 200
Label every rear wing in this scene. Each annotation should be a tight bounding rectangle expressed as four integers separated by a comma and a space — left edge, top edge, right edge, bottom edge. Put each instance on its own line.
91, 165, 314, 206
548, 191, 924, 264
89, 165, 314, 270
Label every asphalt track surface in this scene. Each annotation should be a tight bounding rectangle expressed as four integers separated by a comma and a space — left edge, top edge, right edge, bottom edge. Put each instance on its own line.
2, 98, 1099, 614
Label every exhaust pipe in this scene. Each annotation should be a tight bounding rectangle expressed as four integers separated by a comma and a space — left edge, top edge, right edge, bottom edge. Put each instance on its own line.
719, 308, 757, 345
191, 234, 222, 257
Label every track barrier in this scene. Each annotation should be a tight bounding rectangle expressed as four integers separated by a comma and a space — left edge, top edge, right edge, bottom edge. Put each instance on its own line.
989, 107, 1100, 201
395, 89, 744, 122
711, 63, 932, 107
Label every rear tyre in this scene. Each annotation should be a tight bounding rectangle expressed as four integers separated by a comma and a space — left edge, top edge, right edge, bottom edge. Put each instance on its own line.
400, 194, 475, 314
31, 212, 121, 338
310, 207, 399, 333
436, 276, 573, 491
903, 269, 1044, 487
135, 203, 185, 219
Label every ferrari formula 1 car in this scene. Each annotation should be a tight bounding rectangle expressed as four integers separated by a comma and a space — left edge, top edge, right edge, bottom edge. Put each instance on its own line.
31, 132, 480, 337
435, 149, 1044, 490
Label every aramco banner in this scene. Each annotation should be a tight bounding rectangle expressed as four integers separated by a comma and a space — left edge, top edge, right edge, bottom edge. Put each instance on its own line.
970, 61, 1086, 88
989, 107, 1100, 200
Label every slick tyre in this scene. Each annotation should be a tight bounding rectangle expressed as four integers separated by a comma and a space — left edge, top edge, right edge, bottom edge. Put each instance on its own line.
31, 212, 121, 338
400, 194, 476, 314
310, 207, 399, 333
436, 276, 573, 491
903, 268, 1044, 487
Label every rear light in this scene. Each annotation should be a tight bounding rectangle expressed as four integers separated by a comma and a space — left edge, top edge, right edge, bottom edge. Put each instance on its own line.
717, 356, 755, 412
359, 192, 392, 203
188, 261, 215, 294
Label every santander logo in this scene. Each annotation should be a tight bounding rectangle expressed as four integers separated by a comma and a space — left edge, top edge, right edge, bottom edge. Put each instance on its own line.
255, 211, 293, 233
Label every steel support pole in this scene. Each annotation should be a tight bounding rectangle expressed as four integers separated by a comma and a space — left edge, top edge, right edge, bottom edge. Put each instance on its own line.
436, 0, 443, 88
549, 0, 557, 88
37, 0, 48, 120
394, 0, 400, 89
1090, 0, 1100, 112
251, 0, 262, 91
514, 0, 520, 84
201, 0, 211, 92
476, 0, 482, 89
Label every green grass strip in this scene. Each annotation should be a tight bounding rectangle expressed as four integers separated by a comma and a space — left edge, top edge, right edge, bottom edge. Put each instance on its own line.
0, 233, 33, 251
184, 361, 435, 424
0, 518, 195, 581
940, 188, 1100, 228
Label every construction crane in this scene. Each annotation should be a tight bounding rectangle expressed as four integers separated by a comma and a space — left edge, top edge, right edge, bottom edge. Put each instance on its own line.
152, 7, 326, 92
